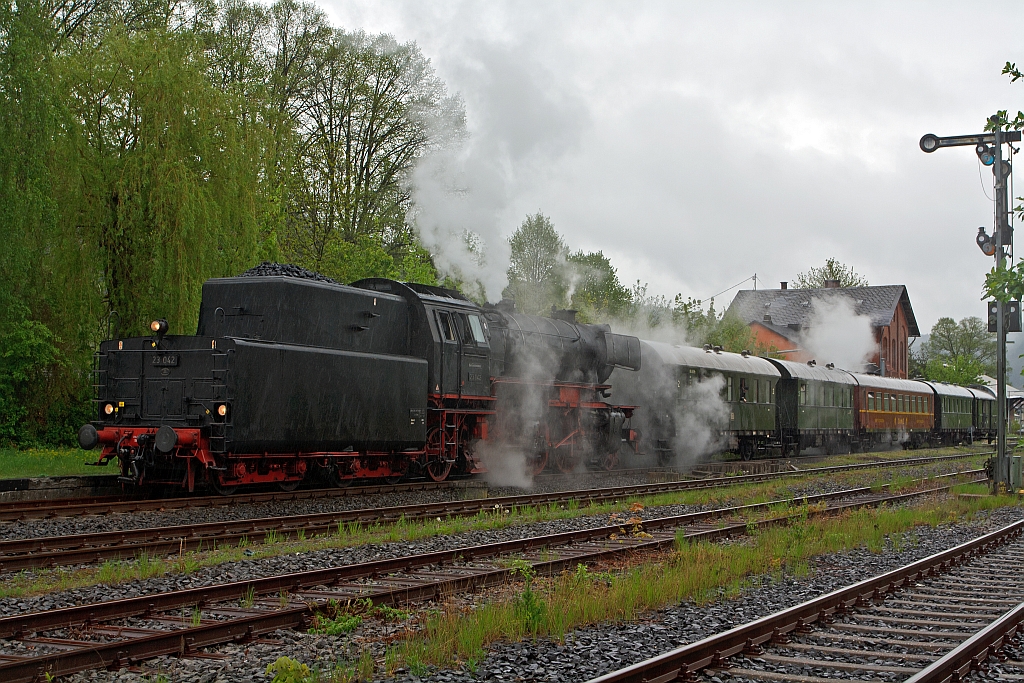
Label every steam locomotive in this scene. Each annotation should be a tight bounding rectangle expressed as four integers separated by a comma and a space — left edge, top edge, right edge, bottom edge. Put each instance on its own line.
77, 271, 642, 492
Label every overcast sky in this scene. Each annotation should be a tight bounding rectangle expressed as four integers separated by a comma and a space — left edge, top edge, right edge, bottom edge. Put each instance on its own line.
322, 0, 1023, 332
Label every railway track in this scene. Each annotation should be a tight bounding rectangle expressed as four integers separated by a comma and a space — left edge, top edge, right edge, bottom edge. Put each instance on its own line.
0, 451, 987, 522
589, 517, 1024, 683
0, 468, 983, 573
0, 477, 975, 682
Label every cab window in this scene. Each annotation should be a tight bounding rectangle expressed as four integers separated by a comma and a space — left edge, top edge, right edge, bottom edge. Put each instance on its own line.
437, 312, 456, 342
467, 314, 487, 344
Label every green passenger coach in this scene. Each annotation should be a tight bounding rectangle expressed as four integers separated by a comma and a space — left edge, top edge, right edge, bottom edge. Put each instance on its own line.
611, 341, 780, 462
766, 358, 856, 456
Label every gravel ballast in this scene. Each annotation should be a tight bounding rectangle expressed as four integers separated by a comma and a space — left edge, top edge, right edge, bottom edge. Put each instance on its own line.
49, 497, 1019, 683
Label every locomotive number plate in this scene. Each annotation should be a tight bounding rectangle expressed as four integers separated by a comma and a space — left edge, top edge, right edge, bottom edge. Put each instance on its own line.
151, 354, 179, 367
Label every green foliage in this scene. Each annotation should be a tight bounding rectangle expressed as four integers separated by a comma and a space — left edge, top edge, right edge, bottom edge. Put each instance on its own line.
0, 308, 59, 444
923, 355, 985, 386
308, 612, 362, 636
509, 559, 546, 635
793, 258, 869, 289
914, 316, 995, 379
265, 656, 315, 683
565, 250, 631, 321
0, 0, 460, 444
505, 213, 568, 314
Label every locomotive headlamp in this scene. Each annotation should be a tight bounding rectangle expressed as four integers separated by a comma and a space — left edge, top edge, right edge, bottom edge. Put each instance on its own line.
150, 319, 169, 334
217, 404, 228, 417
104, 403, 114, 415
977, 227, 997, 256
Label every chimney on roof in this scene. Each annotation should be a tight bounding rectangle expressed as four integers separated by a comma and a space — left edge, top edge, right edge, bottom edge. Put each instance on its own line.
824, 279, 840, 288
780, 281, 788, 290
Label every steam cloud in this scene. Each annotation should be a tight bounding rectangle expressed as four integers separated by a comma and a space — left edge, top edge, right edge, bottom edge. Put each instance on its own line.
800, 296, 875, 371
671, 373, 729, 463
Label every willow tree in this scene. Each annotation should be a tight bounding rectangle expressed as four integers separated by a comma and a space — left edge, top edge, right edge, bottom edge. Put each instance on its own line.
64, 23, 272, 336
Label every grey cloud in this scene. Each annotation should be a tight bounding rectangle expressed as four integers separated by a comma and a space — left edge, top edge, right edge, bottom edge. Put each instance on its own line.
323, 0, 1023, 326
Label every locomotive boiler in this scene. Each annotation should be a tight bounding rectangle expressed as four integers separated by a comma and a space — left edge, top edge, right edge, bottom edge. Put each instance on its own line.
77, 269, 642, 492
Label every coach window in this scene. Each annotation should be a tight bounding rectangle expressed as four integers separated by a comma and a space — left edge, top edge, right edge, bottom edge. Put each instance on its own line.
867, 392, 874, 410
739, 378, 748, 402
727, 377, 734, 401
799, 383, 806, 406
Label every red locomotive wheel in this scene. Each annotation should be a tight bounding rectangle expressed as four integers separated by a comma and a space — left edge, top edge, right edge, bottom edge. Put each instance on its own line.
601, 450, 619, 471
529, 450, 549, 476
211, 478, 238, 496
426, 458, 452, 482
554, 449, 578, 474
278, 479, 301, 492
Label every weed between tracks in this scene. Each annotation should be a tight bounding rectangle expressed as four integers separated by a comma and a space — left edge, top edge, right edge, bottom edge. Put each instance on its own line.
0, 457, 987, 602
384, 482, 1014, 675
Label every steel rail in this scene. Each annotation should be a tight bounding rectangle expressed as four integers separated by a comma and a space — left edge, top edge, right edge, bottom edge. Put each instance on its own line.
0, 480, 972, 682
904, 601, 1024, 683
0, 467, 984, 573
586, 517, 1024, 683
0, 451, 986, 522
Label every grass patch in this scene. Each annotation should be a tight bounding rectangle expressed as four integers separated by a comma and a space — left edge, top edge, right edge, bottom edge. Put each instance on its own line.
393, 484, 1016, 671
0, 447, 106, 478
0, 459, 987, 601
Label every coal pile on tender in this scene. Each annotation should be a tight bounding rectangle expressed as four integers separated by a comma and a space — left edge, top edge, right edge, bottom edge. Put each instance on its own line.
239, 261, 338, 284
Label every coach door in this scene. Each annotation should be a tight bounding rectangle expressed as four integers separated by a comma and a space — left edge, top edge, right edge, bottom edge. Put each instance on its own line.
435, 310, 461, 396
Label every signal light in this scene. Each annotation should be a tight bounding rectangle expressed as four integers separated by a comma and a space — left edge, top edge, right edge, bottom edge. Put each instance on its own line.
977, 227, 996, 256
919, 134, 940, 152
976, 143, 996, 166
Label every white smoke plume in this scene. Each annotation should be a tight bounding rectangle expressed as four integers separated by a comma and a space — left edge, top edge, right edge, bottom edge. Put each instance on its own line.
671, 373, 729, 463
474, 441, 535, 489
409, 144, 511, 301
800, 296, 875, 371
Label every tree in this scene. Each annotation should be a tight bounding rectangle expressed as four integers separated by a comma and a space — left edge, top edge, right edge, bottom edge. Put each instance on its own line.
793, 258, 869, 289
281, 26, 466, 280
923, 356, 986, 386
913, 316, 995, 384
565, 250, 631, 321
505, 213, 568, 315
0, 0, 464, 444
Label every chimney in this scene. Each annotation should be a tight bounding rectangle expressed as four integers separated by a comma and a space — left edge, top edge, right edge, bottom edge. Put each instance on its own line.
824, 279, 840, 289
780, 281, 788, 290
